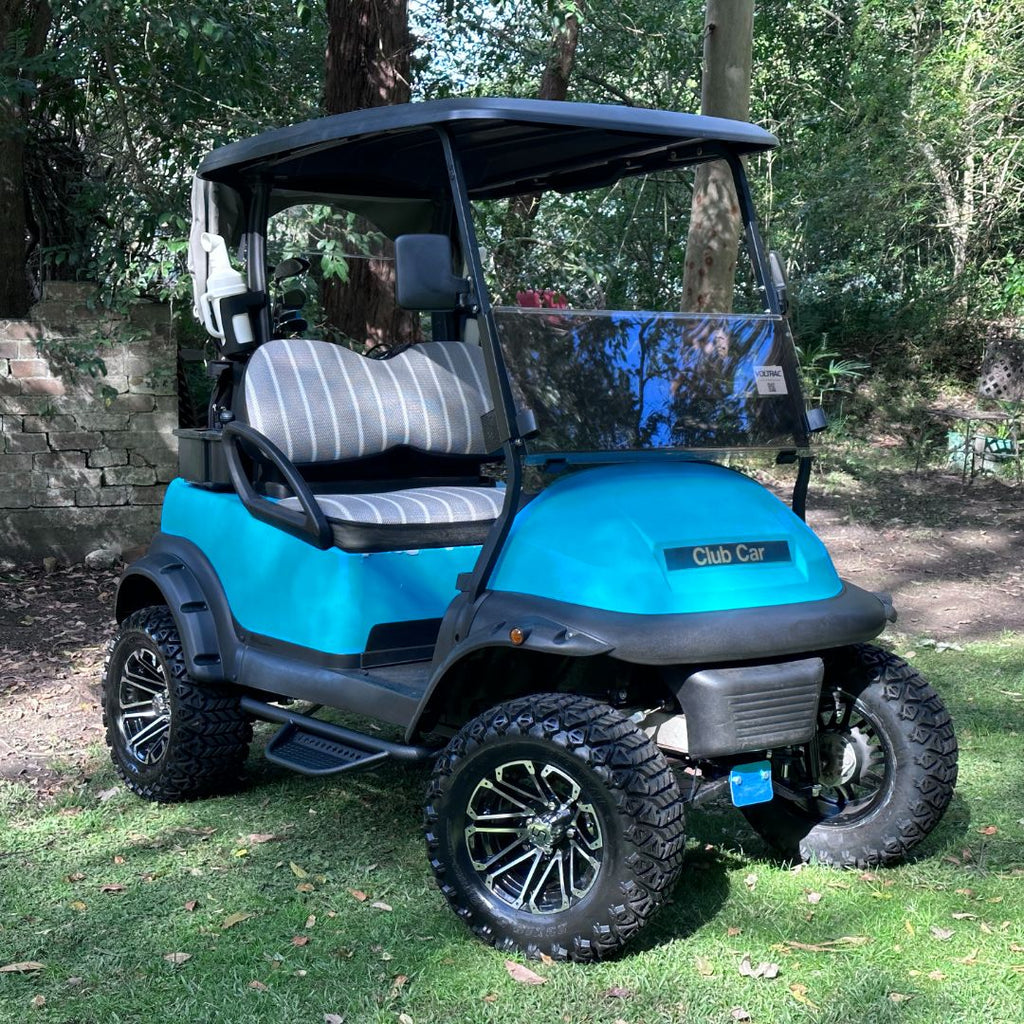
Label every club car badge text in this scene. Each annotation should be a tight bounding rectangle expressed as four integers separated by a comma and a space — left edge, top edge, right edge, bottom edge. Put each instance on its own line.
665, 541, 791, 571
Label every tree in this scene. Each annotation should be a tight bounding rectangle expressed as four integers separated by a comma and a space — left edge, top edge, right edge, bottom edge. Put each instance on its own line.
0, 0, 51, 315
680, 0, 754, 313
322, 0, 418, 348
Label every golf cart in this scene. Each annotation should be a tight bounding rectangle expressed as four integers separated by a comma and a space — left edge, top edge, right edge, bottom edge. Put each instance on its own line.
105, 99, 958, 962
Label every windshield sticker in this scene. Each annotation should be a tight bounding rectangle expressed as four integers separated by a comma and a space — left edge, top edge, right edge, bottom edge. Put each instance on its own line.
754, 366, 788, 395
665, 541, 791, 571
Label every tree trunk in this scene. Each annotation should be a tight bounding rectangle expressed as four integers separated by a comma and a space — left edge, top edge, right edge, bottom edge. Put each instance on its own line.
681, 0, 754, 314
496, 10, 583, 297
322, 0, 417, 347
0, 0, 51, 316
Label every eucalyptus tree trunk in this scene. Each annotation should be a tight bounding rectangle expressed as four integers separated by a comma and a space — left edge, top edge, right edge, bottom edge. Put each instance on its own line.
0, 0, 51, 316
322, 0, 418, 347
681, 0, 754, 314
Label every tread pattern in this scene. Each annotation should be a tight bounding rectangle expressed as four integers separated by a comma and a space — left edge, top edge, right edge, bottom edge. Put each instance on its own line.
425, 693, 686, 962
103, 606, 252, 802
744, 643, 958, 868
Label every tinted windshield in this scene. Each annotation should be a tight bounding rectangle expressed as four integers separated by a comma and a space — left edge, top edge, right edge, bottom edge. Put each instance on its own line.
493, 309, 805, 455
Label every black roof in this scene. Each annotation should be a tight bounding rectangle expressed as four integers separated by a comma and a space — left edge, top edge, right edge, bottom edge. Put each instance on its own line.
197, 98, 777, 202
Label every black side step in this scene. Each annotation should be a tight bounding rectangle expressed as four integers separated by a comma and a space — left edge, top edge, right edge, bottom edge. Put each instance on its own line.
265, 724, 388, 776
240, 696, 439, 778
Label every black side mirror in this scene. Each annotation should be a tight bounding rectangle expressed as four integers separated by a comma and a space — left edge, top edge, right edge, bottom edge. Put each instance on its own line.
769, 251, 789, 315
395, 234, 470, 311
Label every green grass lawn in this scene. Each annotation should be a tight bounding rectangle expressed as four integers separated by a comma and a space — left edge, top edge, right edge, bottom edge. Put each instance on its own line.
1, 639, 1021, 1024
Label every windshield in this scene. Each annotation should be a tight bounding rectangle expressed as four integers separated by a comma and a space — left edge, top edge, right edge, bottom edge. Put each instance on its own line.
493, 309, 805, 456
474, 159, 807, 456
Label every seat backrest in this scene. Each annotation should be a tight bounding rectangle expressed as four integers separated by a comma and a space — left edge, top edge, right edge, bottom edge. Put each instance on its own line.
241, 338, 492, 464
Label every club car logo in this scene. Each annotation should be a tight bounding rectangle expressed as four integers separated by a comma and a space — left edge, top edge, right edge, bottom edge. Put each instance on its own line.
664, 541, 791, 571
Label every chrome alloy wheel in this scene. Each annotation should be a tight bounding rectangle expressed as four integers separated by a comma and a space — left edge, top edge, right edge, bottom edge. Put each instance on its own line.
813, 689, 891, 821
464, 759, 604, 915
116, 646, 171, 766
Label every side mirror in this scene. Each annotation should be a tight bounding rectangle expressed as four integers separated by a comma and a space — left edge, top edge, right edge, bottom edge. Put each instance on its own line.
769, 251, 789, 315
395, 234, 470, 311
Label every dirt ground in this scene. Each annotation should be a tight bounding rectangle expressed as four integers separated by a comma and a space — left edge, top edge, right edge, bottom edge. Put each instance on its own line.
1, 467, 1020, 795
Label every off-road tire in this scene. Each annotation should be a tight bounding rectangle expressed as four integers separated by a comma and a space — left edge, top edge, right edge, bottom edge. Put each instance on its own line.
742, 644, 958, 867
425, 693, 686, 962
103, 606, 252, 802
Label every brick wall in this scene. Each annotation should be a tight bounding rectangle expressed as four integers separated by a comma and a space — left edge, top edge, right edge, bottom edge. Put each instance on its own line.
0, 283, 177, 562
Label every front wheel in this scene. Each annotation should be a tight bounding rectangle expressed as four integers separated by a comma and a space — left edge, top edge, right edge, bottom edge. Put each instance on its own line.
425, 694, 686, 962
742, 644, 958, 867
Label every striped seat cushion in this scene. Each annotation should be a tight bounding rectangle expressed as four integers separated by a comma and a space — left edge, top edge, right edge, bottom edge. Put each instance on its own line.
243, 338, 492, 463
278, 486, 503, 526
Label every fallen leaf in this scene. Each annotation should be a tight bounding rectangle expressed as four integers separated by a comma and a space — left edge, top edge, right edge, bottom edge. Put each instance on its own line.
789, 983, 819, 1009
930, 926, 954, 941
695, 956, 715, 977
99, 884, 126, 893
951, 913, 976, 920
96, 786, 120, 802
163, 953, 192, 965
289, 861, 309, 878
291, 936, 309, 947
31, 995, 45, 1009
957, 948, 980, 965
349, 889, 368, 902
371, 901, 393, 912
858, 872, 880, 882
1010, 944, 1024, 953
222, 912, 254, 929
113, 855, 125, 865
744, 873, 758, 891
398, 1015, 413, 1024
482, 993, 497, 1003
0, 963, 45, 974
296, 883, 314, 893
977, 825, 998, 836
603, 986, 634, 998
727, 926, 742, 937
730, 1009, 751, 1021
249, 980, 268, 991
738, 956, 779, 979
248, 833, 280, 844
324, 1015, 344, 1024
232, 848, 248, 858
184, 900, 198, 912
305, 914, 316, 929
538, 952, 554, 966
66, 872, 86, 882
889, 992, 914, 1003
780, 936, 869, 953
805, 891, 822, 905
926, 969, 946, 981
390, 974, 409, 998
904, 921, 915, 936
69, 900, 87, 911
505, 960, 547, 985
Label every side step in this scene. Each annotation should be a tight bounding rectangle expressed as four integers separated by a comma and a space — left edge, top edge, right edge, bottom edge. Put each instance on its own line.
265, 724, 388, 776
240, 696, 439, 778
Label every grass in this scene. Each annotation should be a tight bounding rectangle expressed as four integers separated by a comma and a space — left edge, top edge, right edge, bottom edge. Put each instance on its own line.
1, 639, 1022, 1024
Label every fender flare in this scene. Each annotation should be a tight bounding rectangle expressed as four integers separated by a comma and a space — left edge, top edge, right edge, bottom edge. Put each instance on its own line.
115, 534, 240, 683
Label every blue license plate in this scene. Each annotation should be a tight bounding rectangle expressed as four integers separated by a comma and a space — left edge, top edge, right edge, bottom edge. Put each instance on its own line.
729, 760, 774, 807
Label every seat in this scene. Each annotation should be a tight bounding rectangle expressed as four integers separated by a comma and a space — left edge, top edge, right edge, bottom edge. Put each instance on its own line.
238, 337, 503, 550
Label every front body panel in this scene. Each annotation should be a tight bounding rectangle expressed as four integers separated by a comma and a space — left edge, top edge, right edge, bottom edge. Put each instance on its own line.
489, 462, 841, 615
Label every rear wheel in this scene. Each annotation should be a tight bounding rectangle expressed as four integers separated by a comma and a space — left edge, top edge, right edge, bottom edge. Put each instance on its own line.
742, 644, 957, 867
425, 693, 686, 962
103, 606, 252, 802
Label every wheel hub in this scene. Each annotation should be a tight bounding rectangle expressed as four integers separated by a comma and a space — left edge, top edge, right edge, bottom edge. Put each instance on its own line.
525, 804, 574, 855
818, 729, 861, 787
